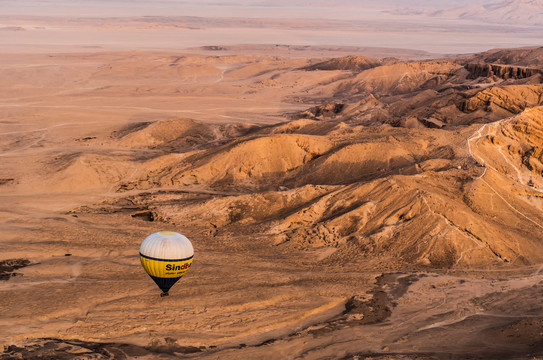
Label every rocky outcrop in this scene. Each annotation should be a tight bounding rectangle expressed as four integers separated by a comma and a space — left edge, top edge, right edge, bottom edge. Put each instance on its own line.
303, 55, 380, 72
493, 107, 543, 179
465, 63, 543, 80
464, 46, 543, 68
290, 95, 391, 126
460, 85, 543, 113
293, 103, 346, 120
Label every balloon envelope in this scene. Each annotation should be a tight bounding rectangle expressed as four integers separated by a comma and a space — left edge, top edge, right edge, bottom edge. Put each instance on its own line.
139, 231, 193, 295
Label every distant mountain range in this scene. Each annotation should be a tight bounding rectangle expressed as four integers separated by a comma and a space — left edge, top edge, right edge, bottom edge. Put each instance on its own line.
390, 0, 543, 26
249, 0, 543, 26
3, 0, 541, 27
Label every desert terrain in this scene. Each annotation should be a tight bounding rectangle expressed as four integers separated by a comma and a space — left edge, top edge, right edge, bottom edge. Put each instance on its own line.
2, 43, 543, 359
2, 1, 543, 358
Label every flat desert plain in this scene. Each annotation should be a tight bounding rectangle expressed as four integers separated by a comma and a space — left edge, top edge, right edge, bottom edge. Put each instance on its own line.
2, 44, 543, 359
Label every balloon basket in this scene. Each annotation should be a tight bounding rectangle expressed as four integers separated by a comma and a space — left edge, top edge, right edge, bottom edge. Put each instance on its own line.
160, 292, 169, 297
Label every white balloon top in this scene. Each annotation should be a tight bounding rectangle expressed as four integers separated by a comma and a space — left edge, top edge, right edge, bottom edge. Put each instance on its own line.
139, 231, 194, 261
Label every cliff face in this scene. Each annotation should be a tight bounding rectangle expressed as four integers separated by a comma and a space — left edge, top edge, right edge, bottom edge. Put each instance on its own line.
465, 63, 543, 80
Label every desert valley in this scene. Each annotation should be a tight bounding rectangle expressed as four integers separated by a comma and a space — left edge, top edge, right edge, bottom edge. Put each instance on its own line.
2, 1, 543, 359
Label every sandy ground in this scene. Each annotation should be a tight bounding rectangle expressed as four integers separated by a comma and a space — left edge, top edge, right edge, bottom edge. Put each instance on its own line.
2, 48, 543, 360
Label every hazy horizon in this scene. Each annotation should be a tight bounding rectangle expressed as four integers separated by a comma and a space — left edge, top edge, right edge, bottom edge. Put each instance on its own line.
0, 1, 498, 18
1, 0, 542, 54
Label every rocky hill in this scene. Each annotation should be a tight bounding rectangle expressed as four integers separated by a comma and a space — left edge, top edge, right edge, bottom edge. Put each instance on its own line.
302, 55, 381, 72
50, 47, 543, 269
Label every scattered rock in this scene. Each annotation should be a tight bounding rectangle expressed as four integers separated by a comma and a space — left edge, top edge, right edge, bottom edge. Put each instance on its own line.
0, 259, 30, 281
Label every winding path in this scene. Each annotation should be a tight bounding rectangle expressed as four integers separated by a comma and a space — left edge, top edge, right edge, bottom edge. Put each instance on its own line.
466, 115, 543, 231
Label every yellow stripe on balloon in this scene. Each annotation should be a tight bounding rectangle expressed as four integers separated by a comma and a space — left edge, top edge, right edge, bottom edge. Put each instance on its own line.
140, 256, 193, 278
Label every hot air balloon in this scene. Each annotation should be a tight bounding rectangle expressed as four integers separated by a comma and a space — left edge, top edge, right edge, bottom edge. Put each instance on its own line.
139, 231, 194, 297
